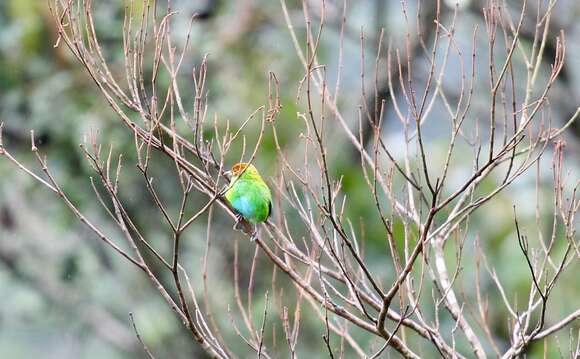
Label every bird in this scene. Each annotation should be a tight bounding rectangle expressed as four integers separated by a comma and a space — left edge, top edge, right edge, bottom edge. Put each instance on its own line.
224, 163, 272, 239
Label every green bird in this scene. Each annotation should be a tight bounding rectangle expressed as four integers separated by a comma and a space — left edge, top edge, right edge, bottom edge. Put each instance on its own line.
225, 163, 272, 237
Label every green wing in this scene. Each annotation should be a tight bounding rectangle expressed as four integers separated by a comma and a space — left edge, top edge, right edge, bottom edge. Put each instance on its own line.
226, 179, 271, 223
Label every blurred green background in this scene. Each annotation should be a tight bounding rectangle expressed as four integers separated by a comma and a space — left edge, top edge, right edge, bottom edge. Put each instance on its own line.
0, 0, 579, 358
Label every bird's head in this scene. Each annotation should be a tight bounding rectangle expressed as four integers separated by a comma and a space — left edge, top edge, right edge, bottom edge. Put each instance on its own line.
228, 162, 262, 181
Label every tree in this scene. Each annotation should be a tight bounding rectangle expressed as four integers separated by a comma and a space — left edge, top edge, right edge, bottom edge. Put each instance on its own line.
1, 0, 578, 357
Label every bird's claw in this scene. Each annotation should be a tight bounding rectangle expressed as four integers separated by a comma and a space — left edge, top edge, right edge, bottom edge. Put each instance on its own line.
249, 226, 261, 241
233, 213, 244, 230
232, 214, 259, 241
249, 230, 258, 242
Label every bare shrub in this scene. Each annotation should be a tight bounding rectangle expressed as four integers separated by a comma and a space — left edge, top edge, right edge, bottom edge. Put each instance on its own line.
1, 0, 578, 358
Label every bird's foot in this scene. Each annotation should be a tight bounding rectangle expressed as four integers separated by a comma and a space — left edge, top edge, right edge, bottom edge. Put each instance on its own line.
233, 214, 259, 239
233, 213, 244, 231
249, 227, 260, 242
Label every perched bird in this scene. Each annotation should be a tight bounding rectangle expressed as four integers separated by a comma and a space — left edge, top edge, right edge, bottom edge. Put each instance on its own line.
225, 163, 272, 238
